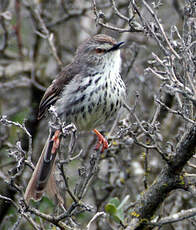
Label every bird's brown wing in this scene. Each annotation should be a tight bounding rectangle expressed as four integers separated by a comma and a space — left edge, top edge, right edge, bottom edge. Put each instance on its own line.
38, 63, 78, 119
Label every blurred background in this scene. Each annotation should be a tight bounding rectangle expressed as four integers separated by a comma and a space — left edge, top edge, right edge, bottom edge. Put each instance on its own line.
0, 0, 195, 229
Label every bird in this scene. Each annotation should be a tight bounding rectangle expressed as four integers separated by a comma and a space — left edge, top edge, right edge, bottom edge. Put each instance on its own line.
24, 34, 126, 203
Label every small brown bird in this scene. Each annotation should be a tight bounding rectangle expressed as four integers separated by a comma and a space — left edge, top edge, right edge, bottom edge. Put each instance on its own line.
24, 34, 126, 203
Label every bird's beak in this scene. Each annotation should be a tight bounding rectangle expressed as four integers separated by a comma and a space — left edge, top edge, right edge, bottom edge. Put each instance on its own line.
107, 41, 125, 52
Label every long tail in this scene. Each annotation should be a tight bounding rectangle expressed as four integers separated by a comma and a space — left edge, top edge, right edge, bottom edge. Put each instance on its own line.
24, 130, 60, 203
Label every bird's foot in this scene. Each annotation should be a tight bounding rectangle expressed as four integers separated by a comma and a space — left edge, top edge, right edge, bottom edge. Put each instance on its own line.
93, 129, 109, 152
51, 130, 61, 154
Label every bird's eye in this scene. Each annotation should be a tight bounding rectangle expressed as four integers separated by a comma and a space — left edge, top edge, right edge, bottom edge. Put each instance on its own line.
95, 48, 105, 54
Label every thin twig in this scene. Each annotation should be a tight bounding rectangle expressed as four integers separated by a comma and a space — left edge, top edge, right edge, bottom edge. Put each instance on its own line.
143, 0, 181, 59
110, 0, 129, 22
0, 116, 33, 161
149, 208, 196, 226
155, 98, 195, 124
86, 212, 106, 230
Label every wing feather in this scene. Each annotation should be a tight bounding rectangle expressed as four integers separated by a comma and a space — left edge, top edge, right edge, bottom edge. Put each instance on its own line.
38, 62, 79, 119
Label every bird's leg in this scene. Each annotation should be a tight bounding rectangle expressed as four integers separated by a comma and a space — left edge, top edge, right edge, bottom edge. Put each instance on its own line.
93, 129, 109, 152
51, 130, 61, 154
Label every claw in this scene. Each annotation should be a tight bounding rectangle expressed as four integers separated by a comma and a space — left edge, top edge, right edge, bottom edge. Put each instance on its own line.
51, 130, 61, 154
93, 129, 109, 152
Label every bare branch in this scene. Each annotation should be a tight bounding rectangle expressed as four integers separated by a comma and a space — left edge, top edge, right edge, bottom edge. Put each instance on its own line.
127, 124, 196, 229
150, 208, 196, 226
143, 0, 181, 59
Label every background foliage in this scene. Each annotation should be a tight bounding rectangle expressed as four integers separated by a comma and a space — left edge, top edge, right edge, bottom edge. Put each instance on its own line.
0, 0, 195, 229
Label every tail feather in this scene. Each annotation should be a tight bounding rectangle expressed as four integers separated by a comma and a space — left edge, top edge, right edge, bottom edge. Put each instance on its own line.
24, 131, 59, 203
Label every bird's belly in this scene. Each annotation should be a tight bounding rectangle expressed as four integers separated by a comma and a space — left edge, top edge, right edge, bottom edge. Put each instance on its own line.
71, 98, 121, 131
56, 74, 126, 131
69, 84, 125, 130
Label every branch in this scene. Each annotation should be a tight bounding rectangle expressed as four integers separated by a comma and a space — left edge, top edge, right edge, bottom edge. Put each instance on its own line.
142, 0, 181, 59
86, 212, 106, 230
0, 116, 33, 161
126, 124, 196, 230
92, 0, 143, 33
150, 208, 196, 226
23, 1, 63, 67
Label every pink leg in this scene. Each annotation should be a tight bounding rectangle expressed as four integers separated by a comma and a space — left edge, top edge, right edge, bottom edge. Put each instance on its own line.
51, 130, 61, 154
93, 129, 109, 152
